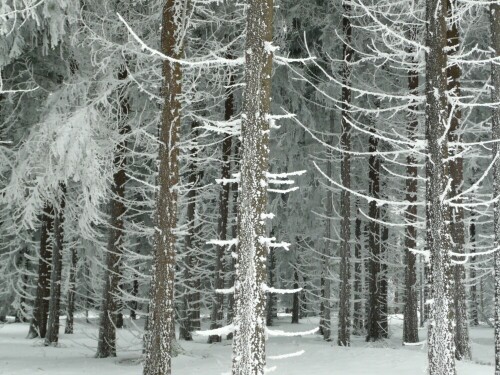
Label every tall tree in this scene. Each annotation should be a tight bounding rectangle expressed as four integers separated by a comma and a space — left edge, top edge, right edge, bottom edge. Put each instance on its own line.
44, 184, 66, 346
446, 0, 470, 360
28, 204, 54, 339
338, 0, 352, 347
425, 0, 456, 372
143, 1, 186, 374
96, 67, 130, 358
231, 0, 273, 373
402, 35, 420, 343
491, 0, 500, 372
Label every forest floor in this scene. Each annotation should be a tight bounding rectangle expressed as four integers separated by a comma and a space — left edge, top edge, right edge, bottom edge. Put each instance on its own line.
0, 312, 495, 375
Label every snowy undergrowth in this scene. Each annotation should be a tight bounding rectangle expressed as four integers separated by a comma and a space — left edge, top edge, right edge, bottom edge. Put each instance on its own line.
0, 315, 494, 375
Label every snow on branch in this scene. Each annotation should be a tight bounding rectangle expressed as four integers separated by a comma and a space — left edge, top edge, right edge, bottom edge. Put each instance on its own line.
313, 161, 425, 207
268, 350, 305, 360
215, 286, 235, 294
195, 324, 235, 336
259, 237, 291, 251
117, 13, 244, 67
261, 283, 302, 294
266, 327, 319, 337
207, 238, 238, 248
268, 187, 299, 194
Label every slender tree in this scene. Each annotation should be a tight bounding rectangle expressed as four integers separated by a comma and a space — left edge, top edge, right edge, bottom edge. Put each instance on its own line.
425, 0, 456, 372
231, 0, 273, 372
338, 0, 352, 347
143, 1, 186, 373
491, 0, 500, 372
28, 204, 54, 339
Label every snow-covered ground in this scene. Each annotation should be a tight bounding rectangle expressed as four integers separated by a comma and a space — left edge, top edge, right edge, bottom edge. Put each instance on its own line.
0, 313, 494, 375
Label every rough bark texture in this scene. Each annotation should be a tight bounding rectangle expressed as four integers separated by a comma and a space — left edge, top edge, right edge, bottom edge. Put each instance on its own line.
179, 123, 199, 342
353, 211, 364, 335
446, 3, 470, 359
28, 204, 54, 339
338, 0, 352, 347
143, 2, 184, 374
208, 72, 234, 343
44, 185, 66, 346
403, 38, 419, 343
425, 0, 456, 372
96, 67, 130, 358
321, 143, 333, 340
231, 0, 273, 372
226, 139, 240, 339
65, 248, 77, 334
469, 214, 478, 326
491, 1, 500, 373
366, 129, 382, 342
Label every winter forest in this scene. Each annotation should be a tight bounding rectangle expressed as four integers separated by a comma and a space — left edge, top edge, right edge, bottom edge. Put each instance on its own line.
4, 0, 500, 375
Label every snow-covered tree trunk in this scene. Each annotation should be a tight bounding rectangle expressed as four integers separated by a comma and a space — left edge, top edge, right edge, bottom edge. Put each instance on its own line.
338, 0, 352, 347
491, 0, 500, 373
143, 1, 186, 373
425, 0, 456, 372
45, 185, 66, 346
231, 0, 273, 372
469, 214, 478, 326
96, 67, 130, 358
28, 204, 54, 339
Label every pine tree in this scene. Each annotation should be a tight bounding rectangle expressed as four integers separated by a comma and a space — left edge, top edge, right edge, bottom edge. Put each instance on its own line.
425, 0, 456, 372
231, 0, 273, 372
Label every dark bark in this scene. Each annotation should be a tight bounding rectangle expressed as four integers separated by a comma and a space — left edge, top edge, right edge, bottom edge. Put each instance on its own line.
446, 2, 470, 359
64, 248, 77, 334
96, 66, 130, 358
338, 0, 352, 347
403, 28, 420, 345
179, 122, 200, 342
353, 210, 364, 335
366, 128, 382, 342
28, 204, 54, 339
425, 0, 456, 371
44, 184, 66, 346
143, 1, 185, 373
291, 269, 300, 324
491, 0, 500, 372
469, 213, 478, 326
208, 69, 234, 343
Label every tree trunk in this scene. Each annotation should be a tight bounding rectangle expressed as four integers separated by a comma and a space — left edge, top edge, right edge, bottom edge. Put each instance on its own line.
446, 2, 470, 359
425, 0, 456, 372
266, 247, 276, 327
208, 70, 234, 343
353, 210, 364, 335
231, 0, 273, 371
96, 66, 130, 358
65, 248, 77, 334
337, 0, 352, 347
366, 128, 381, 342
403, 27, 420, 345
226, 139, 240, 340
291, 269, 300, 324
28, 204, 54, 339
143, 1, 185, 373
469, 213, 478, 326
491, 0, 500, 372
44, 184, 66, 346
321, 141, 333, 340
